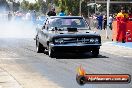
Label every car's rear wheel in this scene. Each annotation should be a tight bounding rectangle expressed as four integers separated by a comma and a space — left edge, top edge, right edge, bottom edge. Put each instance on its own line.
48, 45, 55, 58
92, 49, 99, 57
36, 39, 45, 53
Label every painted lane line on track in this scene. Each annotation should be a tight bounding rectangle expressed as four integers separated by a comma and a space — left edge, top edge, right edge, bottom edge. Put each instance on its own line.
101, 42, 132, 58
103, 42, 132, 49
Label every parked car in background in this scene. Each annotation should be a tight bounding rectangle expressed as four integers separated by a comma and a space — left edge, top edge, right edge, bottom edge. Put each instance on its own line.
35, 16, 101, 58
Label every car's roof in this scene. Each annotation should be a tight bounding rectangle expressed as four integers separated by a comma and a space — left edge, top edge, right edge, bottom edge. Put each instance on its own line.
48, 16, 84, 19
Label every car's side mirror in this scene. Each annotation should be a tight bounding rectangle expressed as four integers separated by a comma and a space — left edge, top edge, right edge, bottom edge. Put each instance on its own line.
55, 27, 58, 31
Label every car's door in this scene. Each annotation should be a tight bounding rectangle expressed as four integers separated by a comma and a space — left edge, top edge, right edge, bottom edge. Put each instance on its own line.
37, 17, 47, 45
40, 19, 49, 47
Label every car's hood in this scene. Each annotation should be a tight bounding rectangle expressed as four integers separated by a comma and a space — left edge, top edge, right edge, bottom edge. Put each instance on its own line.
47, 29, 101, 42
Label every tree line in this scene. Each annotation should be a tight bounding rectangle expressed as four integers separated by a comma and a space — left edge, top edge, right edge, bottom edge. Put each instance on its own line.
1, 0, 131, 16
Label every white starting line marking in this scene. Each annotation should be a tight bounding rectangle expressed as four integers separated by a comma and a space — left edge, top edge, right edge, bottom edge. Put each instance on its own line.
101, 42, 132, 58
123, 56, 132, 58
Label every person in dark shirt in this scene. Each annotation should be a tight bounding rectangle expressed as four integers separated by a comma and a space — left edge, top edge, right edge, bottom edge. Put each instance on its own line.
103, 15, 107, 30
47, 8, 56, 16
97, 13, 103, 30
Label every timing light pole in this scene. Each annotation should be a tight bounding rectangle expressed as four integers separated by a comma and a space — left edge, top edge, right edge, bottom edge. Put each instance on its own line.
106, 0, 110, 39
95, 0, 96, 14
79, 0, 82, 16
79, 0, 84, 16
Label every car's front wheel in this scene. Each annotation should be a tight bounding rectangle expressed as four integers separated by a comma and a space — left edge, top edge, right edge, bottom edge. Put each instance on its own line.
36, 40, 45, 53
92, 49, 99, 57
48, 45, 55, 58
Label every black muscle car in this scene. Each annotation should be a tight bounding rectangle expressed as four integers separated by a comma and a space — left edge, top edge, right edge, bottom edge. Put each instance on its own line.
35, 16, 101, 58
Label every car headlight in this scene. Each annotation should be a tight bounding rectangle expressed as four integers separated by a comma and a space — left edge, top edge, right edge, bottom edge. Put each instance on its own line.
90, 38, 95, 43
54, 38, 64, 44
95, 38, 99, 43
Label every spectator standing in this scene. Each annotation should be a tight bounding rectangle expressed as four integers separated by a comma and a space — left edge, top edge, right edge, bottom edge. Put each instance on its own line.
103, 15, 107, 30
58, 10, 66, 16
68, 12, 72, 16
108, 14, 113, 30
116, 8, 128, 43
92, 14, 98, 29
8, 12, 12, 21
26, 10, 31, 21
32, 10, 37, 24
97, 13, 103, 30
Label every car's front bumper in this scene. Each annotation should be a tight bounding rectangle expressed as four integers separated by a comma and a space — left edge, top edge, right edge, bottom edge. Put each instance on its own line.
49, 43, 101, 52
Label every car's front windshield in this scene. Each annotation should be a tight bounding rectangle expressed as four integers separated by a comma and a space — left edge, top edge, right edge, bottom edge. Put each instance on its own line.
49, 18, 90, 30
